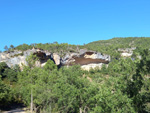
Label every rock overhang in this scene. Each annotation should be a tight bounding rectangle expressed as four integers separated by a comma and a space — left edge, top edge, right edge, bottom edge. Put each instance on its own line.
61, 50, 110, 66
0, 49, 111, 69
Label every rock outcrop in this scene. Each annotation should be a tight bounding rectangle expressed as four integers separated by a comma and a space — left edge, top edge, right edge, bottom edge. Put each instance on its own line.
0, 50, 25, 67
0, 49, 111, 70
61, 49, 110, 66
0, 49, 52, 67
52, 53, 61, 65
118, 47, 136, 57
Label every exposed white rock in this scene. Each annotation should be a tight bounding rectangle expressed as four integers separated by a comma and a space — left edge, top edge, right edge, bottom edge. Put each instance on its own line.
81, 63, 103, 71
121, 52, 132, 57
0, 48, 111, 69
41, 62, 47, 67
0, 49, 52, 67
84, 54, 97, 59
118, 47, 136, 53
52, 53, 60, 65
61, 50, 110, 66
118, 47, 136, 57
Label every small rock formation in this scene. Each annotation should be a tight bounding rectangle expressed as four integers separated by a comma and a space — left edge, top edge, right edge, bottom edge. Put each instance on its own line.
121, 53, 132, 57
81, 63, 103, 71
52, 53, 60, 65
118, 47, 136, 57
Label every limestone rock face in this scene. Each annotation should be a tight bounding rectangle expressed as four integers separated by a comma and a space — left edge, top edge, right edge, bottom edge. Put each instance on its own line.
0, 49, 52, 67
0, 50, 25, 67
0, 48, 111, 71
61, 49, 110, 66
0, 50, 22, 61
1, 56, 27, 67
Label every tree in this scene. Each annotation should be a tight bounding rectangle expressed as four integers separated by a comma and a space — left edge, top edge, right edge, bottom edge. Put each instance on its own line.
93, 83, 135, 113
4, 45, 8, 51
17, 55, 59, 112
50, 65, 99, 112
127, 49, 150, 112
0, 62, 9, 79
10, 45, 14, 49
0, 62, 19, 83
108, 58, 136, 76
17, 65, 57, 112
25, 54, 39, 112
0, 76, 11, 108
3, 68, 17, 82
43, 59, 57, 72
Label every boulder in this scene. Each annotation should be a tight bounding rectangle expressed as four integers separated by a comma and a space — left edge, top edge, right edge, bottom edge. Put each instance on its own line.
52, 53, 60, 65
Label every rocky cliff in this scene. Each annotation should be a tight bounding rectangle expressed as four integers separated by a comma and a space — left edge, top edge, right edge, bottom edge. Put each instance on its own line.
0, 48, 110, 70
0, 48, 52, 67
61, 49, 110, 65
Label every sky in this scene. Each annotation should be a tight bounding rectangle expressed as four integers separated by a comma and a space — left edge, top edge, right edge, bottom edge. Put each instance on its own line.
0, 0, 150, 51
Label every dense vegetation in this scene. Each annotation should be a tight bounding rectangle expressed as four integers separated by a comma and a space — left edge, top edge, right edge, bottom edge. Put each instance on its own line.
85, 37, 150, 58
1, 37, 150, 112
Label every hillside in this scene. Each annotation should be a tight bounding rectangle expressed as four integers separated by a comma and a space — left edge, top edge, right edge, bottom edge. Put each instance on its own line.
84, 37, 150, 58
1, 37, 150, 113
4, 37, 150, 59
1, 37, 150, 68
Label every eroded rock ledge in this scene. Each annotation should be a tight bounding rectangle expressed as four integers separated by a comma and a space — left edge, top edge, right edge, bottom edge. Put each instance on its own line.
0, 49, 110, 70
61, 49, 110, 66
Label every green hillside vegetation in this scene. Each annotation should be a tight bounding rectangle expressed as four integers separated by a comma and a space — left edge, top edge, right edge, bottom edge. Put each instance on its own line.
0, 37, 150, 112
5, 37, 150, 58
8, 42, 79, 57
85, 37, 150, 58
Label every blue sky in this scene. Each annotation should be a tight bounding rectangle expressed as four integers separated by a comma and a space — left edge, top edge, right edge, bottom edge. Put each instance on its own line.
0, 0, 150, 51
